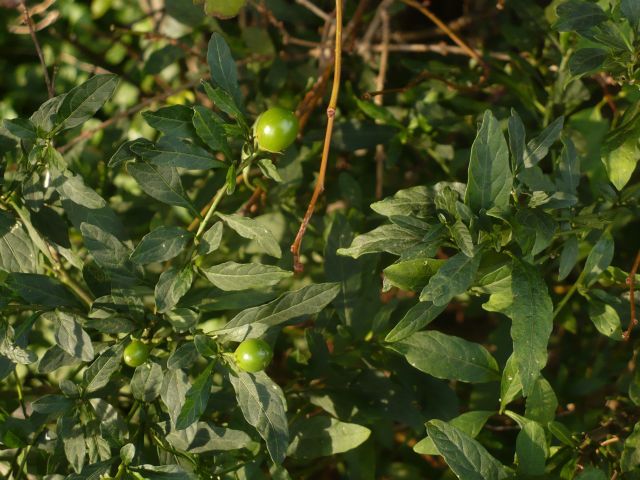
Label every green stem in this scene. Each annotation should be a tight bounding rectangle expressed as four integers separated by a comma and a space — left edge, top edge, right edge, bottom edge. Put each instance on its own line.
195, 186, 227, 239
552, 280, 581, 320
14, 370, 27, 418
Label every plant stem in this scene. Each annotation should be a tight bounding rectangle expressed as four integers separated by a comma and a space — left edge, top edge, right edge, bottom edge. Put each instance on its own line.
552, 280, 580, 320
14, 370, 28, 418
290, 0, 343, 272
195, 185, 227, 239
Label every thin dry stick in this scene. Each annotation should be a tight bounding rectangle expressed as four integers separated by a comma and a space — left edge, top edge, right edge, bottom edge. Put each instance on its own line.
290, 0, 342, 273
374, 6, 390, 200
57, 76, 203, 153
295, 0, 330, 21
399, 0, 489, 78
20, 0, 54, 98
624, 250, 640, 341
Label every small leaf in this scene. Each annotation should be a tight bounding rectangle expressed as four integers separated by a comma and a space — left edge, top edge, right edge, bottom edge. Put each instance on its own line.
83, 342, 125, 393
207, 32, 243, 107
3, 118, 37, 141
229, 370, 289, 464
387, 330, 500, 383
337, 224, 422, 258
287, 416, 371, 460
554, 0, 607, 32
197, 222, 223, 256
558, 235, 579, 281
176, 362, 215, 430
127, 161, 195, 211
523, 116, 564, 168
464, 110, 512, 213
136, 136, 226, 170
192, 105, 232, 159
426, 420, 510, 480
582, 232, 614, 287
602, 137, 639, 191
588, 298, 623, 340
420, 251, 482, 306
509, 260, 553, 396
6, 272, 80, 307
45, 310, 94, 361
130, 226, 194, 265
414, 411, 494, 455
131, 362, 163, 402
142, 105, 195, 137
217, 213, 281, 258
55, 74, 119, 131
155, 265, 194, 313
385, 301, 446, 342
215, 283, 340, 342
200, 261, 292, 291
568, 48, 607, 77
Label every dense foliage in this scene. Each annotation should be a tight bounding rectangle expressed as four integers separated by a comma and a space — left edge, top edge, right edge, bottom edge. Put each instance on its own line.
0, 0, 639, 478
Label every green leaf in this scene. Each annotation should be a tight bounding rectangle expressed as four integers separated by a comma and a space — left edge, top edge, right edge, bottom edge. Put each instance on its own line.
464, 110, 512, 213
568, 48, 607, 77
83, 342, 125, 393
132, 464, 198, 479
176, 362, 215, 430
420, 251, 482, 306
385, 301, 446, 342
31, 394, 74, 415
44, 310, 94, 362
500, 354, 522, 413
370, 186, 432, 218
449, 220, 475, 257
55, 74, 119, 131
588, 298, 623, 340
554, 0, 607, 32
523, 116, 564, 168
6, 273, 80, 307
207, 32, 243, 107
414, 411, 494, 455
0, 211, 38, 273
622, 422, 640, 472
192, 105, 232, 159
582, 232, 614, 287
383, 258, 444, 292
509, 260, 553, 396
136, 136, 226, 170
202, 82, 247, 127
215, 283, 340, 342
387, 330, 500, 383
166, 421, 252, 453
513, 208, 557, 257
557, 137, 581, 195
127, 161, 195, 212
200, 261, 292, 291
3, 118, 37, 141
622, 0, 640, 30
161, 368, 190, 427
505, 411, 548, 477
525, 376, 558, 424
602, 137, 639, 191
0, 322, 36, 365
558, 235, 579, 281
59, 415, 86, 473
155, 265, 194, 313
425, 419, 510, 480
197, 222, 223, 256
131, 362, 163, 402
217, 212, 281, 258
229, 370, 289, 464
287, 416, 371, 460
130, 226, 194, 265
337, 224, 422, 258
142, 105, 195, 137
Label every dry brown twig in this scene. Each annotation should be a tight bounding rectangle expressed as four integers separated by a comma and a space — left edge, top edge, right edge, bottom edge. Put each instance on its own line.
19, 0, 54, 98
374, 2, 391, 200
290, 0, 343, 273
398, 0, 490, 80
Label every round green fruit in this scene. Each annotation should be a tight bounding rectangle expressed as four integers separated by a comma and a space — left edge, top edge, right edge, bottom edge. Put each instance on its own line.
234, 338, 273, 373
255, 107, 299, 153
123, 340, 150, 367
